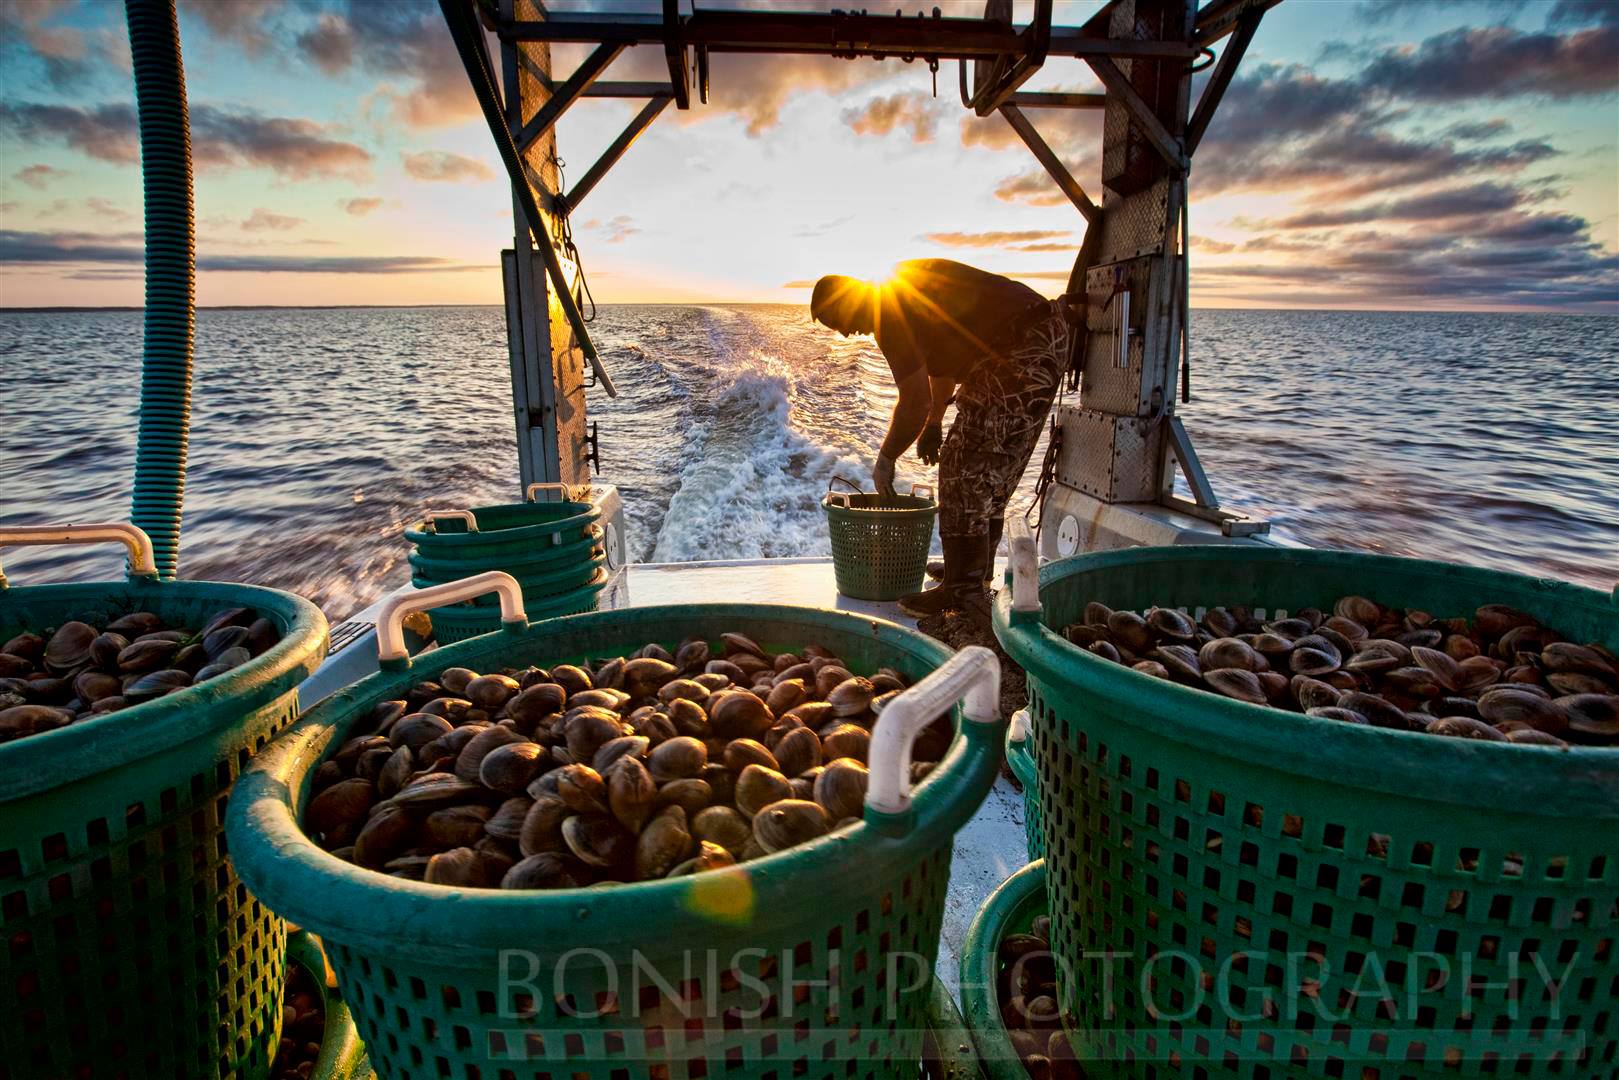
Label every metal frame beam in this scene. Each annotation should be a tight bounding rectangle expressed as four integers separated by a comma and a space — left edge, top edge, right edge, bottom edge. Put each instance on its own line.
1185, 7, 1262, 157
582, 81, 669, 98
514, 41, 623, 153
662, 0, 690, 109
498, 12, 1199, 61
1006, 91, 1107, 109
968, 0, 1053, 115
560, 94, 673, 214
1086, 55, 1187, 172
998, 104, 1099, 224
1193, 0, 1281, 46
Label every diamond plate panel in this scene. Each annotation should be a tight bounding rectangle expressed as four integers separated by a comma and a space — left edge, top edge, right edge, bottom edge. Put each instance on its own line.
1053, 403, 1162, 502
1081, 256, 1156, 415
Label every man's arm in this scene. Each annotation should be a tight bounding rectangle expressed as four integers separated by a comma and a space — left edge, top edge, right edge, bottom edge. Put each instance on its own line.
874, 367, 931, 494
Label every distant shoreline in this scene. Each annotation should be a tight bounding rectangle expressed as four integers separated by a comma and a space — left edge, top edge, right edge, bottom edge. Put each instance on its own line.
1, 304, 1611, 316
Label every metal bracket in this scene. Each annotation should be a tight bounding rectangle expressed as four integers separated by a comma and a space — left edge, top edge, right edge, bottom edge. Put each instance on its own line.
585, 421, 602, 475
1087, 55, 1187, 173
1185, 6, 1262, 157
663, 0, 690, 109
558, 94, 673, 215
513, 41, 623, 154
968, 0, 1052, 115
1164, 415, 1217, 509
997, 103, 1099, 223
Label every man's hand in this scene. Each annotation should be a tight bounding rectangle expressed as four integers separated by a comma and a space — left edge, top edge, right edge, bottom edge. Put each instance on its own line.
872, 454, 897, 497
917, 421, 943, 465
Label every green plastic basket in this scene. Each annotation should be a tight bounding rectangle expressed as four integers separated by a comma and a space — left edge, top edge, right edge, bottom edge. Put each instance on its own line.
1004, 715, 1043, 862
959, 860, 1048, 1080
406, 524, 604, 582
403, 485, 600, 561
0, 524, 328, 1079
228, 593, 1005, 1080
286, 930, 367, 1080
924, 977, 986, 1080
823, 479, 938, 602
425, 568, 610, 643
414, 549, 607, 604
993, 544, 1619, 1078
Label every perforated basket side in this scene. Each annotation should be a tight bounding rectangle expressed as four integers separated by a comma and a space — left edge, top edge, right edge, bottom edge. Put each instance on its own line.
995, 547, 1619, 1079
0, 578, 327, 1079
959, 861, 1048, 1080
824, 497, 938, 602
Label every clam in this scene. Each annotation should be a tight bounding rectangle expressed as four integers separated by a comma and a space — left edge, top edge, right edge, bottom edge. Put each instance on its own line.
1202, 607, 1239, 637
1549, 672, 1613, 696
635, 806, 692, 879
666, 697, 710, 738
503, 852, 589, 890
305, 778, 377, 839
1146, 607, 1197, 641
116, 637, 178, 674
73, 670, 122, 705
691, 805, 752, 856
1264, 618, 1313, 641
674, 639, 710, 673
1333, 596, 1381, 625
1151, 645, 1200, 682
734, 763, 792, 817
655, 777, 713, 814
667, 841, 737, 877
1542, 642, 1616, 678
519, 795, 570, 856
720, 632, 765, 658
657, 679, 710, 706
425, 847, 494, 888
87, 632, 128, 670
104, 611, 162, 637
720, 738, 776, 774
125, 668, 191, 702
562, 814, 632, 868
1082, 601, 1112, 626
1505, 728, 1570, 748
1106, 611, 1152, 652
814, 665, 853, 698
465, 674, 521, 710
423, 804, 494, 848
1291, 676, 1341, 712
621, 657, 678, 698
705, 659, 747, 683
752, 799, 831, 854
821, 723, 871, 763
637, 713, 679, 745
2, 632, 45, 663
783, 701, 835, 729
827, 677, 876, 718
1199, 638, 1258, 672
693, 672, 732, 693
773, 725, 822, 777
1305, 706, 1368, 725
0, 653, 31, 680
203, 625, 250, 660
1204, 668, 1266, 705
44, 621, 97, 672
485, 796, 532, 842
564, 706, 628, 762
813, 758, 868, 821
766, 678, 808, 715
1477, 687, 1567, 734
708, 690, 772, 739
637, 642, 675, 663
353, 806, 415, 869
1132, 661, 1168, 680
1560, 694, 1619, 744
387, 773, 484, 810
481, 741, 549, 794
1473, 604, 1537, 638
454, 725, 528, 783
648, 736, 707, 781
507, 683, 567, 729
1425, 717, 1506, 741
550, 664, 593, 696
0, 704, 72, 742
438, 667, 477, 696
592, 734, 649, 775
607, 755, 657, 832
1338, 692, 1416, 731
556, 764, 609, 814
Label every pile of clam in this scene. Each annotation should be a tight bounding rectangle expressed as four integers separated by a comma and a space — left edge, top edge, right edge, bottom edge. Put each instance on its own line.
1064, 597, 1619, 747
271, 962, 326, 1080
304, 633, 949, 889
995, 916, 1080, 1080
0, 608, 282, 744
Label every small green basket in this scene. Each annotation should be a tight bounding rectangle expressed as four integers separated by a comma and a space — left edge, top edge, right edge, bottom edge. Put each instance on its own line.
406, 524, 603, 582
1004, 714, 1043, 862
228, 580, 1005, 1080
959, 860, 1048, 1080
823, 477, 938, 602
286, 930, 367, 1080
993, 544, 1619, 1078
0, 524, 328, 1079
403, 484, 599, 561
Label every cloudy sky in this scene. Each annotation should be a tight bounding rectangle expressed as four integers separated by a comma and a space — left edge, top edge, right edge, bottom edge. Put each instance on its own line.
0, 0, 1614, 309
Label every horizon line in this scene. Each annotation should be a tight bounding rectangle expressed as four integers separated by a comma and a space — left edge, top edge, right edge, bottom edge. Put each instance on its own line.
2, 303, 1614, 316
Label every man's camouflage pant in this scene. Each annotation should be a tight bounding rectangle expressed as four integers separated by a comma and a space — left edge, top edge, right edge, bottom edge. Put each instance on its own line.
938, 301, 1071, 540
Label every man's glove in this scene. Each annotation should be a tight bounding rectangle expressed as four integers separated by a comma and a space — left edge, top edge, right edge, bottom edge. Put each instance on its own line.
917, 422, 943, 465
872, 454, 897, 497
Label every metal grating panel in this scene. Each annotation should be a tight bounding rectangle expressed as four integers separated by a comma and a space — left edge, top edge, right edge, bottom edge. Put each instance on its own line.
1052, 403, 1162, 502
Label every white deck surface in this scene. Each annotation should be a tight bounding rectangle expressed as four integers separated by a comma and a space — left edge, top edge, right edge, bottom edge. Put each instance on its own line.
310, 556, 1031, 992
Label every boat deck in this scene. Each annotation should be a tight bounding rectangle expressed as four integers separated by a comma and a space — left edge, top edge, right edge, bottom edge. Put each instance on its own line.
310, 556, 1030, 994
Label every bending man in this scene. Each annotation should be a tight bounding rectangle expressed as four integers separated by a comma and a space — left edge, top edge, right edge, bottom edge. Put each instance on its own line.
811, 259, 1071, 620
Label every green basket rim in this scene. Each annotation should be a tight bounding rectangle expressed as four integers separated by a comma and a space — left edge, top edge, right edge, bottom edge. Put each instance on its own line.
286, 930, 367, 1080
0, 576, 329, 802
403, 500, 599, 549
823, 494, 938, 521
413, 549, 607, 595
228, 604, 1005, 963
426, 568, 610, 625
992, 546, 1619, 818
406, 526, 603, 576
1006, 733, 1037, 791
958, 860, 1045, 1080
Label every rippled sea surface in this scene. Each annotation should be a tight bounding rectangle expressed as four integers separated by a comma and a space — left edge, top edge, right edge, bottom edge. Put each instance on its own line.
2, 305, 1614, 621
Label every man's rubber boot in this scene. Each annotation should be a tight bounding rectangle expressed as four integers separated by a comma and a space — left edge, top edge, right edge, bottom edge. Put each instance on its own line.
898, 534, 984, 619
927, 519, 1001, 585
953, 530, 998, 627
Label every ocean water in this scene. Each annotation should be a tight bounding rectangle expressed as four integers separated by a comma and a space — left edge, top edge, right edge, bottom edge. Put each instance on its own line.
1, 305, 1614, 621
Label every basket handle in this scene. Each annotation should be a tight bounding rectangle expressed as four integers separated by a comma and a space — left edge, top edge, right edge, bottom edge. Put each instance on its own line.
1007, 706, 1030, 745
909, 482, 934, 501
427, 509, 478, 534
526, 482, 572, 503
377, 571, 526, 665
828, 474, 864, 495
1007, 516, 1041, 617
0, 523, 158, 586
825, 491, 852, 509
866, 645, 1000, 814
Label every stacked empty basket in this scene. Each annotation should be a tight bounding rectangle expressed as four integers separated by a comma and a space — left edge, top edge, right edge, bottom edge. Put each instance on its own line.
993, 544, 1619, 1079
823, 477, 938, 602
403, 483, 607, 642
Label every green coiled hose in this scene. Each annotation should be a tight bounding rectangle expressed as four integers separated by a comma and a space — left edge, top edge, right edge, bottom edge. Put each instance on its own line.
124, 0, 194, 581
